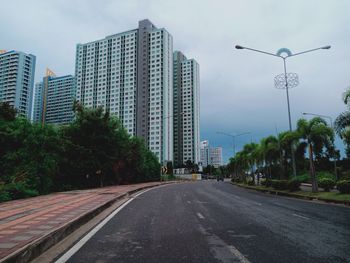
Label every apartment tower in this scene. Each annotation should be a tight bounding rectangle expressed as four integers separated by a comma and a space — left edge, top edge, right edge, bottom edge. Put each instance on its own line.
33, 69, 75, 125
173, 51, 200, 167
75, 20, 173, 163
0, 50, 36, 119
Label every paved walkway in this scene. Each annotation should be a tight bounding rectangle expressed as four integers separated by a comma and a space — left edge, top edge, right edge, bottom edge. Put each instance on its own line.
0, 182, 168, 262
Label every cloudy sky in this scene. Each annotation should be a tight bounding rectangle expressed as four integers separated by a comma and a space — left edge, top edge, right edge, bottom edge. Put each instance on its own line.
2, 0, 350, 162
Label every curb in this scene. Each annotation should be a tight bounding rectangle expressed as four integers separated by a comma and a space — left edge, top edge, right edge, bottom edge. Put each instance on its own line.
1, 182, 174, 263
231, 183, 350, 206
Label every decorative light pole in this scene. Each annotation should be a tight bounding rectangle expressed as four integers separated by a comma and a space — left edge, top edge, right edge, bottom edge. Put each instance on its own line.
302, 112, 338, 179
235, 44, 331, 177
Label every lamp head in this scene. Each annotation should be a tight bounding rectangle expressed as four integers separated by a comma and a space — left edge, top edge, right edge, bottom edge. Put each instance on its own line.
235, 45, 244, 49
322, 45, 331, 49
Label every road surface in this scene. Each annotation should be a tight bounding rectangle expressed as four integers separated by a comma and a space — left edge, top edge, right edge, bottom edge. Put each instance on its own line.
62, 181, 350, 263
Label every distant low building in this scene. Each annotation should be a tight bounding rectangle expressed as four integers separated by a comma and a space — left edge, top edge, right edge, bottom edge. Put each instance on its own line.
210, 147, 223, 168
200, 140, 223, 168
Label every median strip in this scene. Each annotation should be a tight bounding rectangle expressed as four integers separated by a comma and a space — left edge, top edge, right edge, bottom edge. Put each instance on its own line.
231, 182, 350, 206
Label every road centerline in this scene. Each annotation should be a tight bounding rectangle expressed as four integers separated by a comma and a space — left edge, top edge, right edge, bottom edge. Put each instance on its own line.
292, 213, 310, 220
197, 212, 205, 219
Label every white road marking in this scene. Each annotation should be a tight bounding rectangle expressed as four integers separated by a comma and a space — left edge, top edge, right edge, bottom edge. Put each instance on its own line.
197, 212, 205, 219
231, 234, 256, 239
228, 245, 251, 263
55, 188, 154, 263
292, 213, 310, 220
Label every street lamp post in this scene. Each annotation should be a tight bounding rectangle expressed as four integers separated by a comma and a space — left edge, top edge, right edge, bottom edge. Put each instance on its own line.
235, 44, 331, 177
302, 112, 338, 179
217, 131, 250, 178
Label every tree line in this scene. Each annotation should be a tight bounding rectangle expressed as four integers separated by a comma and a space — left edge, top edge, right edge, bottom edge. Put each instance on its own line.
228, 87, 350, 193
0, 102, 161, 201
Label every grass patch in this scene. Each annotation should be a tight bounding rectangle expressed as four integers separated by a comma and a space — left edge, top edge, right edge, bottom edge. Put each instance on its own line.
233, 183, 350, 204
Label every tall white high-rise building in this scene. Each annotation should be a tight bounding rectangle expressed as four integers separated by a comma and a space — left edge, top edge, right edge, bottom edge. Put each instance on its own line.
173, 51, 200, 167
75, 20, 173, 163
0, 50, 36, 119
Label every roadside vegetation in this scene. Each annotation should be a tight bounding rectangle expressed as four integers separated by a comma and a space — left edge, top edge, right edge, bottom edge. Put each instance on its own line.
0, 102, 161, 202
227, 87, 350, 198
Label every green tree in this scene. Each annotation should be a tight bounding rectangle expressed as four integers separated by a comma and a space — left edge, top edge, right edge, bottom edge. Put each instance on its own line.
0, 116, 62, 195
0, 102, 17, 121
59, 104, 130, 188
296, 117, 334, 192
260, 136, 280, 179
335, 87, 350, 156
278, 131, 300, 178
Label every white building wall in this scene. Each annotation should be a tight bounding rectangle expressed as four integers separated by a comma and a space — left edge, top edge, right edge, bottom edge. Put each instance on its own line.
76, 30, 138, 136
181, 59, 200, 165
148, 28, 173, 163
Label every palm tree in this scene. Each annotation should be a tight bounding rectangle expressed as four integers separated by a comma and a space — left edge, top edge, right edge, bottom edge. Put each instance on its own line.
278, 131, 300, 178
296, 117, 334, 192
260, 136, 280, 179
335, 87, 350, 156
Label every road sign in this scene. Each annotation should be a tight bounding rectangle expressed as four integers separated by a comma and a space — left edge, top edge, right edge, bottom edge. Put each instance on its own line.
161, 166, 167, 174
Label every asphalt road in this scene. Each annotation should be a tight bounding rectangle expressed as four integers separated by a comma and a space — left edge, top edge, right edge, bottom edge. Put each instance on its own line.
64, 181, 350, 263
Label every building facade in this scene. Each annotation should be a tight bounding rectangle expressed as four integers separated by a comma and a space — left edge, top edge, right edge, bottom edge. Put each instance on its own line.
200, 140, 210, 167
33, 69, 75, 125
200, 140, 223, 168
0, 50, 36, 119
210, 147, 223, 168
75, 19, 173, 163
173, 51, 200, 167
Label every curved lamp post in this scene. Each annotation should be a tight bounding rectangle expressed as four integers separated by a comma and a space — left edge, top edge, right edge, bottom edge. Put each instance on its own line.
235, 45, 331, 177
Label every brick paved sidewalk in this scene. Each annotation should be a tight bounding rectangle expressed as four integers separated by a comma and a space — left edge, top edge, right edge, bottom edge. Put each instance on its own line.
0, 181, 168, 262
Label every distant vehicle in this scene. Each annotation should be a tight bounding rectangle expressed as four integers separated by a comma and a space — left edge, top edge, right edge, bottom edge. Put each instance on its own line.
216, 176, 224, 182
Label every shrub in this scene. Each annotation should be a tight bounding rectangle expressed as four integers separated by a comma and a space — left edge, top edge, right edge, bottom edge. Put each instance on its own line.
288, 178, 301, 192
231, 177, 242, 183
271, 180, 289, 190
0, 186, 11, 202
317, 171, 336, 181
318, 178, 336, 192
5, 182, 39, 200
296, 174, 310, 183
337, 180, 350, 194
261, 179, 271, 187
247, 179, 254, 186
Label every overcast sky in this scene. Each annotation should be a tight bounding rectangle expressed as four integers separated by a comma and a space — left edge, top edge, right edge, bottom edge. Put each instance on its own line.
2, 0, 350, 162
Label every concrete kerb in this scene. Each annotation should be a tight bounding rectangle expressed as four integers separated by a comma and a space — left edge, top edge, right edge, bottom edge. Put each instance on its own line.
231, 182, 350, 206
0, 181, 175, 263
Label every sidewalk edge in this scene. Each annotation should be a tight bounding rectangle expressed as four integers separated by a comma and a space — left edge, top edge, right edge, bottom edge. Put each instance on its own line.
0, 182, 172, 263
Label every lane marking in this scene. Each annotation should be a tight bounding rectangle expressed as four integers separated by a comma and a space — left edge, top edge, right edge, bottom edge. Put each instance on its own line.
292, 213, 309, 220
232, 194, 241, 199
231, 234, 256, 239
228, 245, 251, 263
55, 188, 154, 263
196, 212, 205, 219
